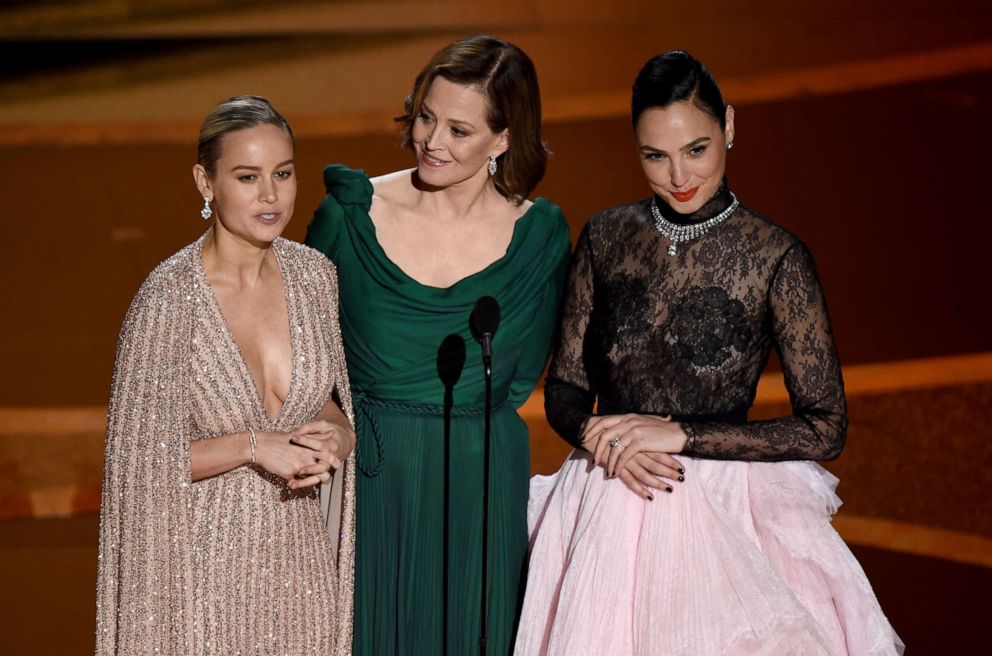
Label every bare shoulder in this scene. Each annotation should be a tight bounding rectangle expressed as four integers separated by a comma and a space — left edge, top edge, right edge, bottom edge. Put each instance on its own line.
485, 195, 533, 227
512, 197, 534, 220
370, 169, 417, 206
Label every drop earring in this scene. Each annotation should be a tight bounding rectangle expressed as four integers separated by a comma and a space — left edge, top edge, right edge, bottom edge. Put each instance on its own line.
201, 197, 212, 220
487, 156, 498, 176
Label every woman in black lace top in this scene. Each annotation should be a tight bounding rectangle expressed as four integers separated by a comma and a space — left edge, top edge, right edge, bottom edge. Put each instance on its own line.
514, 51, 903, 656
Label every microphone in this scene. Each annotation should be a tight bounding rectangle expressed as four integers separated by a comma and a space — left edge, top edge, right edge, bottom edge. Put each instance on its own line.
469, 296, 501, 371
436, 334, 467, 389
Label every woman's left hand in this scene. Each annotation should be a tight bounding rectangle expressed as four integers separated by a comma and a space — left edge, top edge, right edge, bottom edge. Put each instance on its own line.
291, 420, 356, 462
583, 413, 688, 478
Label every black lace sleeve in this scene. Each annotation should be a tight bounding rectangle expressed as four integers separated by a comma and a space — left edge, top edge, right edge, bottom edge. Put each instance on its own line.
545, 225, 596, 448
683, 243, 848, 461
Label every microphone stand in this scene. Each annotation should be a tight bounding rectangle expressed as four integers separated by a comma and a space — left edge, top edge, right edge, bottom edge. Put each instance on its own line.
480, 335, 493, 656
436, 335, 465, 656
469, 296, 499, 656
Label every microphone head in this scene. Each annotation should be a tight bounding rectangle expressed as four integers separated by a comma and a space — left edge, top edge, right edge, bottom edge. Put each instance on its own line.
436, 334, 466, 387
469, 295, 501, 341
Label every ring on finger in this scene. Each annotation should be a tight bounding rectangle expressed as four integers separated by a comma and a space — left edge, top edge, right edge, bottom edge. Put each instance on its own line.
609, 435, 624, 449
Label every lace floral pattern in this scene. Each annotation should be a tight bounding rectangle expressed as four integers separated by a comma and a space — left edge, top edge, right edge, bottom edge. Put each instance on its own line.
545, 189, 847, 461
663, 285, 751, 368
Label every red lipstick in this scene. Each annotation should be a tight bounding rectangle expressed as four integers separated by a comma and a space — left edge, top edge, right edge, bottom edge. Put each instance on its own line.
671, 187, 699, 203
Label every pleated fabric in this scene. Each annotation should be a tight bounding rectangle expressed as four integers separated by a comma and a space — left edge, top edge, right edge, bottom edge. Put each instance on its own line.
305, 165, 571, 655
515, 451, 904, 656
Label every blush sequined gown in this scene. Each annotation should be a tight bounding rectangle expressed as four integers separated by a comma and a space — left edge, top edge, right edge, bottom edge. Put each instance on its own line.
96, 236, 355, 655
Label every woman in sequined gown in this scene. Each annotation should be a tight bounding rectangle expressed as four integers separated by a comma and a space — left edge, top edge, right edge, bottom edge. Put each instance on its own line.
306, 37, 570, 655
514, 52, 903, 655
96, 96, 356, 655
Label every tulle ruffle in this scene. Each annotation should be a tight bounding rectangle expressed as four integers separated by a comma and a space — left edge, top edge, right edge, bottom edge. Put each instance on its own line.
516, 451, 904, 655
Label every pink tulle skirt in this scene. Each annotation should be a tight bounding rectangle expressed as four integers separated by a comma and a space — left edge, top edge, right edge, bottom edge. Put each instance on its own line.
514, 450, 904, 656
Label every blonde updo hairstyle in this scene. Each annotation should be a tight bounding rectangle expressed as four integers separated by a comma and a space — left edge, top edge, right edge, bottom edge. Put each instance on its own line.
197, 95, 294, 175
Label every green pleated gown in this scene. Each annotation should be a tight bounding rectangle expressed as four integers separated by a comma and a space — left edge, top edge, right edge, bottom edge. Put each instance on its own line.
305, 165, 570, 655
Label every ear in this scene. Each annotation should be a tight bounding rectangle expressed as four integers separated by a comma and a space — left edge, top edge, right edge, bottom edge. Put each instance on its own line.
192, 164, 213, 200
493, 129, 510, 158
724, 105, 736, 147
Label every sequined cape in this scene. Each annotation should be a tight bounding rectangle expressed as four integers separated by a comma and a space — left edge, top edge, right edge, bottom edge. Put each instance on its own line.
96, 235, 355, 655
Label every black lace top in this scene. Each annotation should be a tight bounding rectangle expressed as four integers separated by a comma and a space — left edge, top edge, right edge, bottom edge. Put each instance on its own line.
545, 187, 847, 461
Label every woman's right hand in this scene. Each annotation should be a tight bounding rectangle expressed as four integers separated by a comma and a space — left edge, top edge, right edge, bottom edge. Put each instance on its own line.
254, 431, 341, 489
580, 414, 685, 498
615, 452, 684, 500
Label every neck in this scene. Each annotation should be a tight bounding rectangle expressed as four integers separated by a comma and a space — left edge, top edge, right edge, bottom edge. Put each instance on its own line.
654, 182, 733, 225
412, 168, 502, 220
201, 222, 274, 287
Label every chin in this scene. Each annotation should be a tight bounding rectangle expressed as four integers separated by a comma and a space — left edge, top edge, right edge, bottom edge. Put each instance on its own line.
416, 163, 454, 188
670, 196, 706, 214
659, 182, 715, 214
247, 224, 285, 245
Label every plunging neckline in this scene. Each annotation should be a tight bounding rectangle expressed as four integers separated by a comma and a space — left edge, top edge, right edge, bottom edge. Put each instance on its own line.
196, 235, 298, 426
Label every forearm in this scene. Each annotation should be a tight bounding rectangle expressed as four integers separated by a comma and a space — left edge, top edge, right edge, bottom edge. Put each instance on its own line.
544, 223, 597, 448
189, 432, 254, 481
315, 395, 352, 430
682, 410, 847, 462
545, 375, 595, 449
308, 394, 356, 458
687, 240, 849, 463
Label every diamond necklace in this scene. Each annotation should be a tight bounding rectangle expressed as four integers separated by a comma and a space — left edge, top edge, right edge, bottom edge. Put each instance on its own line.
651, 192, 739, 256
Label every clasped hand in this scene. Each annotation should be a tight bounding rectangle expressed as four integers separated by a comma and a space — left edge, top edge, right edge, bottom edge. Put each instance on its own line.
580, 413, 688, 500
257, 420, 356, 490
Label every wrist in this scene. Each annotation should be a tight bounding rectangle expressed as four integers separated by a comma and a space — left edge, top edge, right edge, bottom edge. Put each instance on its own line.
678, 422, 696, 453
253, 431, 278, 462
574, 415, 593, 451
244, 428, 258, 465
342, 429, 357, 457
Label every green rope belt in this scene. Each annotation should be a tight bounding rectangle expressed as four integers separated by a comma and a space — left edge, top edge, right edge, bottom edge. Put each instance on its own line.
353, 392, 508, 478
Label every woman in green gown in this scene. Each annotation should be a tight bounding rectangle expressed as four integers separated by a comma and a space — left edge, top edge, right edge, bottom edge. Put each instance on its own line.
306, 36, 570, 655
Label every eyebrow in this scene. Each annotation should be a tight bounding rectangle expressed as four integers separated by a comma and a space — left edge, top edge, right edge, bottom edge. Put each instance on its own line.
639, 137, 711, 155
230, 159, 295, 172
421, 102, 474, 129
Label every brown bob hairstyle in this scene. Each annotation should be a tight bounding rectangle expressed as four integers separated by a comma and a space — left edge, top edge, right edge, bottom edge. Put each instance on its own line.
398, 35, 548, 205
